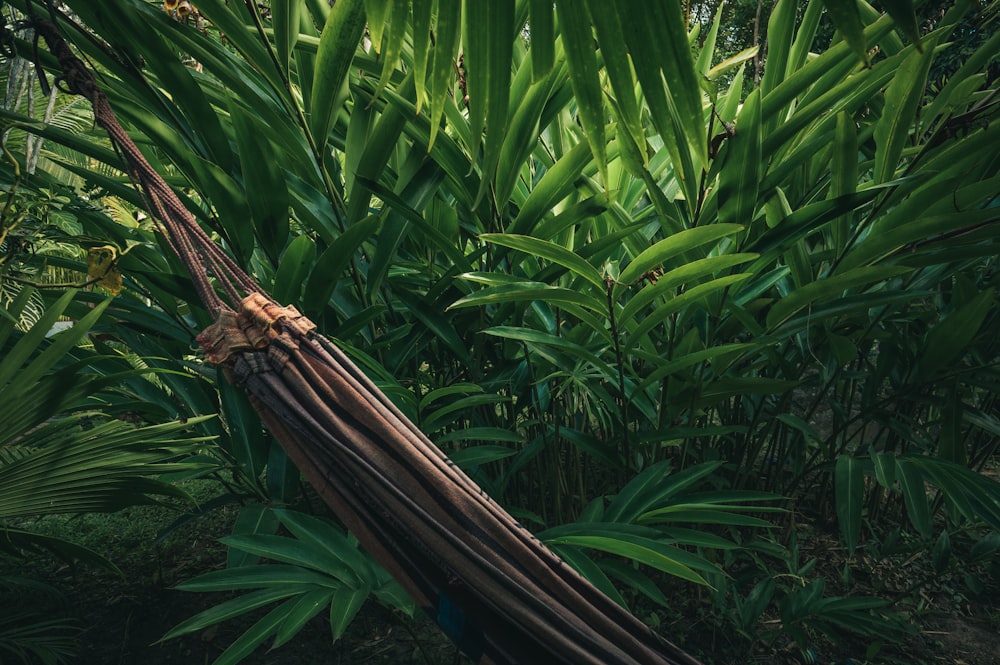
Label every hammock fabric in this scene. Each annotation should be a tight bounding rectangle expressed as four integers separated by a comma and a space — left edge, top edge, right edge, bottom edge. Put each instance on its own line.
36, 19, 702, 665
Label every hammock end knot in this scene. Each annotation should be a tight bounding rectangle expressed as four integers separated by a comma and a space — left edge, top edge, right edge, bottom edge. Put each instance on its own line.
197, 293, 316, 365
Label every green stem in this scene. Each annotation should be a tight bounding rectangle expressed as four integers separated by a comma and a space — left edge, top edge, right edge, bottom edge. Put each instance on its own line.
606, 278, 631, 473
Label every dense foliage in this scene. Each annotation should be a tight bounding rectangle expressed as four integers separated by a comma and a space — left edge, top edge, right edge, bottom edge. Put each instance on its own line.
2, 0, 999, 662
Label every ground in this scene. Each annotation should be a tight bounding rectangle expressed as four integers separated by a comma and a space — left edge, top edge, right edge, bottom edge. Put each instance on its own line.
3, 483, 998, 665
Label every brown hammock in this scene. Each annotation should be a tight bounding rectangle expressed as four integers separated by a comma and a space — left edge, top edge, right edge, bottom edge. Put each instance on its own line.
35, 19, 702, 665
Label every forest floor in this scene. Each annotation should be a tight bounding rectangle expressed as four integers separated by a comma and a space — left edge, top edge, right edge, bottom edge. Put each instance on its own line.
3, 480, 998, 665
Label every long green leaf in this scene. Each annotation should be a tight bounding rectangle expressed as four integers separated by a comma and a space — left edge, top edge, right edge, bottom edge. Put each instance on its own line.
718, 88, 761, 227
917, 288, 994, 381
615, 224, 744, 295
222, 534, 361, 584
873, 41, 936, 184
509, 140, 595, 236
213, 600, 299, 665
543, 534, 708, 586
766, 266, 911, 330
556, 0, 607, 183
449, 282, 606, 313
481, 233, 604, 290
228, 94, 290, 262
273, 0, 303, 77
821, 0, 870, 66
274, 588, 336, 647
529, 0, 555, 81
895, 458, 932, 539
329, 585, 371, 641
303, 215, 381, 315
163, 588, 300, 640
309, 0, 366, 146
835, 455, 864, 555
428, 0, 461, 149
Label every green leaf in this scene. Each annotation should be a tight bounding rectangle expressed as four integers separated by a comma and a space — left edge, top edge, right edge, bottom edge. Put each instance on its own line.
371, 0, 410, 102
466, 0, 514, 203
221, 534, 360, 585
529, 0, 555, 81
870, 450, 896, 490
625, 274, 752, 353
227, 504, 280, 568
176, 565, 341, 592
637, 506, 775, 528
213, 600, 299, 665
188, 158, 254, 261
447, 445, 518, 469
614, 0, 700, 205
556, 0, 607, 184
587, 0, 645, 163
604, 461, 720, 524
484, 326, 614, 376
917, 289, 994, 381
695, 3, 723, 78
228, 94, 290, 262
218, 376, 268, 479
411, 0, 433, 114
310, 0, 366, 146
766, 266, 912, 330
437, 427, 523, 445
902, 456, 1000, 532
481, 233, 604, 291
718, 88, 761, 227
303, 215, 380, 315
616, 224, 744, 295
509, 135, 595, 237
328, 585, 370, 641
265, 445, 300, 503
821, 0, 870, 67
830, 110, 859, 256
274, 510, 375, 576
0, 290, 102, 388
896, 458, 932, 539
0, 529, 119, 573
835, 455, 864, 555
637, 342, 762, 393
760, 0, 796, 102
873, 41, 936, 184
932, 530, 951, 574
542, 534, 709, 586
619, 253, 757, 326
273, 0, 303, 77
647, 0, 708, 167
449, 282, 606, 314
272, 234, 316, 305
428, 0, 461, 149
553, 546, 629, 608
163, 587, 301, 640
787, 0, 824, 74
881, 0, 923, 50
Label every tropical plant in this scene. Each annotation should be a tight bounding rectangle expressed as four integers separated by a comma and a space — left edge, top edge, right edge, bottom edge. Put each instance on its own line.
0, 575, 76, 665
0, 286, 214, 563
163, 507, 415, 665
1, 0, 999, 661
0, 285, 219, 663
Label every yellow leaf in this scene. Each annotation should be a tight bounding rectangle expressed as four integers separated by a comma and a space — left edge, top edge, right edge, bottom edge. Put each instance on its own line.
87, 245, 122, 296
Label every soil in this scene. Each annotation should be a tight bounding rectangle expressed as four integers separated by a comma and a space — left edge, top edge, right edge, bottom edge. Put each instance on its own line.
4, 502, 998, 665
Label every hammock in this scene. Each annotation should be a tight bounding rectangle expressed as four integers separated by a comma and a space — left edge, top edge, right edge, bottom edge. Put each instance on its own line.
35, 20, 702, 665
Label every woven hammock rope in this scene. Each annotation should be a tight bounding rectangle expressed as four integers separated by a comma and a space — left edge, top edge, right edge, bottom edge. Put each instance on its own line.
34, 18, 702, 665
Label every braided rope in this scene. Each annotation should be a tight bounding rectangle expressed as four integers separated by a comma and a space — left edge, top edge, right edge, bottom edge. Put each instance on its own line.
34, 19, 259, 314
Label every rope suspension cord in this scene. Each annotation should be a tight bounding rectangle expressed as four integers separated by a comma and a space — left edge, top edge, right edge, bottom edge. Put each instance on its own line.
32, 19, 256, 314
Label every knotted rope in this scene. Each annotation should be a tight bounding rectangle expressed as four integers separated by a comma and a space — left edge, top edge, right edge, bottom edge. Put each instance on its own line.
33, 19, 256, 315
